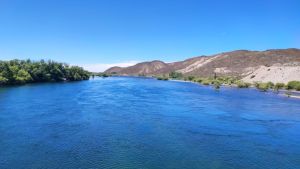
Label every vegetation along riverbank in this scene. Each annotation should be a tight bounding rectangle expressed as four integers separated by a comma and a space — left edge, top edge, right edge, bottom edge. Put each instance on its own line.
95, 71, 300, 98
0, 59, 90, 86
153, 71, 300, 97
103, 49, 300, 98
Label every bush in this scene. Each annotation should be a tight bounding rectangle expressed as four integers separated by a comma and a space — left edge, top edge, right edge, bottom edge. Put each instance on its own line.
169, 71, 183, 79
197, 79, 203, 83
274, 83, 285, 91
217, 76, 238, 85
256, 83, 269, 91
201, 79, 212, 85
236, 81, 251, 88
201, 79, 211, 85
253, 82, 260, 88
187, 76, 195, 81
101, 73, 110, 77
267, 82, 274, 89
195, 78, 203, 83
286, 81, 300, 91
211, 80, 218, 84
213, 81, 221, 89
157, 76, 169, 80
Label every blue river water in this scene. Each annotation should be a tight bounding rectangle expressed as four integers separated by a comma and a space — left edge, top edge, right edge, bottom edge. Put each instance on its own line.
0, 77, 300, 169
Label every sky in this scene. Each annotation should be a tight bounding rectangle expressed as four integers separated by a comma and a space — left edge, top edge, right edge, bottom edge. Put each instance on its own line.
0, 0, 299, 72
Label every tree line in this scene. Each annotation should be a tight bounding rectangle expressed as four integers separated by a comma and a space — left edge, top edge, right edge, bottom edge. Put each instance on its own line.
0, 59, 90, 85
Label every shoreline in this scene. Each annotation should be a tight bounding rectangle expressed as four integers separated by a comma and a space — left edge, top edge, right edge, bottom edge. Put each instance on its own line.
170, 78, 300, 99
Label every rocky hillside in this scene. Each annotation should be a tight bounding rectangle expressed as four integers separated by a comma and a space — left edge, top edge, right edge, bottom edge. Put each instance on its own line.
105, 66, 123, 74
105, 60, 168, 75
104, 48, 300, 83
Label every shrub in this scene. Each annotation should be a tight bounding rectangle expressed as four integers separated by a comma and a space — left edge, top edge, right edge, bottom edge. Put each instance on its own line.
101, 73, 110, 77
267, 82, 274, 89
187, 76, 195, 81
195, 78, 203, 83
254, 82, 260, 88
213, 81, 221, 89
256, 83, 269, 92
274, 83, 285, 91
197, 79, 203, 83
169, 71, 183, 79
201, 79, 211, 85
236, 81, 251, 88
222, 76, 238, 85
157, 76, 169, 80
286, 81, 300, 91
211, 80, 217, 84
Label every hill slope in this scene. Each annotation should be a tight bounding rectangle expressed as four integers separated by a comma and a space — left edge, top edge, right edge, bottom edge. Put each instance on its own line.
104, 48, 300, 83
105, 60, 168, 75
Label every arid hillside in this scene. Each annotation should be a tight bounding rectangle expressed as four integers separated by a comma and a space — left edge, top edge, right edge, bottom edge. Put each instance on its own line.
104, 48, 300, 83
105, 60, 169, 75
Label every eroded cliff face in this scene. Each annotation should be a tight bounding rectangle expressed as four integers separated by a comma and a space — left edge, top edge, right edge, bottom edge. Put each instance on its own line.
241, 63, 300, 83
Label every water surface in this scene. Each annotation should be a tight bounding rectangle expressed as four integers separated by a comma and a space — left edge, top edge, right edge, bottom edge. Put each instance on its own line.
1, 77, 300, 169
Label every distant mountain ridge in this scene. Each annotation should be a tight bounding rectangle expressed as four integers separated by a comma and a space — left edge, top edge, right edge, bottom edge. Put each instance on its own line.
104, 48, 300, 83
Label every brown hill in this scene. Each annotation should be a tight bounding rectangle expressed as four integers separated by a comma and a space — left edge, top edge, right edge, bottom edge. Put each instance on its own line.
104, 48, 300, 82
105, 60, 168, 75
181, 49, 300, 77
105, 66, 123, 74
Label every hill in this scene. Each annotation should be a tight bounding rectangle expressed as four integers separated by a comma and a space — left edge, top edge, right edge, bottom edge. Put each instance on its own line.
104, 48, 300, 83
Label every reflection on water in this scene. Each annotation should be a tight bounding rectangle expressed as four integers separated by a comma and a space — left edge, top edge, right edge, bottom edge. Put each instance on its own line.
0, 77, 300, 169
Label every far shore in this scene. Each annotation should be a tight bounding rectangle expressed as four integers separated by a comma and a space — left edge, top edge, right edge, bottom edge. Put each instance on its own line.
169, 78, 300, 99
101, 75, 300, 99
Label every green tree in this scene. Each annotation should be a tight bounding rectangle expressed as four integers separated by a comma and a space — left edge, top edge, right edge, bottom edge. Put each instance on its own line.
0, 59, 90, 86
14, 69, 32, 84
0, 75, 8, 85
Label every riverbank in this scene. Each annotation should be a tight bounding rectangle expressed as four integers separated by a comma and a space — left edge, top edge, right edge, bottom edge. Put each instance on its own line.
109, 75, 300, 99
172, 78, 300, 99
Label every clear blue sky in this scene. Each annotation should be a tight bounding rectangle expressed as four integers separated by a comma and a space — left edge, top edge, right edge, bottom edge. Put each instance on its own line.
0, 0, 299, 71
